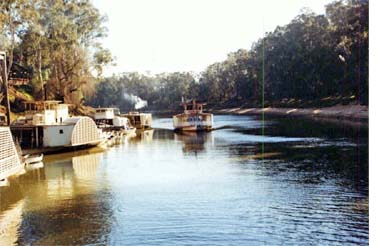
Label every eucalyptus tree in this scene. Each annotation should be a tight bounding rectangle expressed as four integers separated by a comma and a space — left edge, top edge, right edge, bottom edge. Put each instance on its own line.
0, 0, 38, 75
1, 0, 112, 104
88, 0, 368, 110
326, 0, 368, 104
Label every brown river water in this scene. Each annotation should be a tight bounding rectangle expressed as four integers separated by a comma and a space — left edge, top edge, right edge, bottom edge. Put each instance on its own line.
0, 115, 368, 245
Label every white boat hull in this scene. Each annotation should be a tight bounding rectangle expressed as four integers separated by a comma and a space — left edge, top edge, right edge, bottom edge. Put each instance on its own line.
25, 161, 44, 170
173, 113, 213, 132
24, 154, 44, 164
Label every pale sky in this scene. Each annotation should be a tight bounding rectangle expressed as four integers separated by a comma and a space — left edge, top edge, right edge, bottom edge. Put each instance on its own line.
92, 0, 334, 76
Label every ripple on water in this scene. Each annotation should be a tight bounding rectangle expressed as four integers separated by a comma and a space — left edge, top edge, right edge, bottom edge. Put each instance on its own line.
0, 115, 368, 245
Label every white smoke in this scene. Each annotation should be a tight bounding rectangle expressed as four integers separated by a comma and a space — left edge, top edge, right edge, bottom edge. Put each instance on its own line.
123, 92, 148, 110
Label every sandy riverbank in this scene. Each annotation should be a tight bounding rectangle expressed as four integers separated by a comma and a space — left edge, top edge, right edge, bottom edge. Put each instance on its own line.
214, 105, 368, 122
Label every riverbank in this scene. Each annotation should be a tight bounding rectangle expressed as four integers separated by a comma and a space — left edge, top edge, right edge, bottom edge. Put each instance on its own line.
214, 104, 368, 123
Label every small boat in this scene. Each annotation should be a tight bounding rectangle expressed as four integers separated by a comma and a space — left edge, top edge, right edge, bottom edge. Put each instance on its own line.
173, 99, 213, 132
0, 178, 10, 187
97, 130, 113, 148
25, 161, 44, 171
24, 153, 44, 164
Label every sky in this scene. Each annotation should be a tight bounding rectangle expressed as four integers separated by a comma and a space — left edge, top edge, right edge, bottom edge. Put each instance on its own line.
92, 0, 334, 76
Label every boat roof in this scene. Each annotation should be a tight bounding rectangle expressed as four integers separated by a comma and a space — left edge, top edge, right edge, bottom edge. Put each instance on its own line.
181, 99, 207, 106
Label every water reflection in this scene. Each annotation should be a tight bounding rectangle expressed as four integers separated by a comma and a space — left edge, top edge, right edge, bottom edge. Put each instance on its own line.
207, 115, 367, 187
25, 162, 44, 171
0, 200, 24, 245
0, 149, 113, 245
72, 153, 100, 180
0, 169, 26, 245
0, 115, 368, 245
130, 129, 155, 143
174, 131, 214, 154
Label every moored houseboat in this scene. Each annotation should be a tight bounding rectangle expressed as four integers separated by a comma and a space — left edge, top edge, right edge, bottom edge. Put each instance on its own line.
123, 112, 152, 129
10, 101, 103, 154
94, 107, 135, 133
173, 99, 213, 132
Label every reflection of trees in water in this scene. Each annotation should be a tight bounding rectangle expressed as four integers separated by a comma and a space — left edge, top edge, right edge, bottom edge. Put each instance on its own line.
240, 116, 368, 141
1, 151, 114, 245
16, 192, 113, 245
228, 140, 368, 193
1, 167, 47, 244
223, 117, 368, 192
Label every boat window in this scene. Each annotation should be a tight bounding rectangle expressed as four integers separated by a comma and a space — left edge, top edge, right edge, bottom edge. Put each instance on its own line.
59, 129, 64, 134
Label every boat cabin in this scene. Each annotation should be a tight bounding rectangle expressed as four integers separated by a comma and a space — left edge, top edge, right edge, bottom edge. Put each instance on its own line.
124, 112, 152, 129
94, 107, 132, 131
173, 99, 213, 132
181, 99, 206, 114
10, 101, 101, 150
94, 108, 120, 120
18, 100, 70, 125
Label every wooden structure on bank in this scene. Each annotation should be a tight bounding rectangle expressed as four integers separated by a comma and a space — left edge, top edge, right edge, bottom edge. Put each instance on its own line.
8, 62, 33, 86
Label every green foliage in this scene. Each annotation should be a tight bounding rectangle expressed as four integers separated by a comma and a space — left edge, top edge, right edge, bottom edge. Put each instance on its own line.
90, 0, 368, 110
1, 0, 112, 106
2, 0, 368, 111
89, 72, 197, 111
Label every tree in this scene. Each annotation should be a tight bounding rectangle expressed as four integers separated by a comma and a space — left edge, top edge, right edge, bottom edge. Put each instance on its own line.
1, 0, 112, 107
89, 0, 368, 110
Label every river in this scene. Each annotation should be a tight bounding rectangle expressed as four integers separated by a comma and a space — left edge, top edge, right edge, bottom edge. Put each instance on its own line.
0, 115, 368, 245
